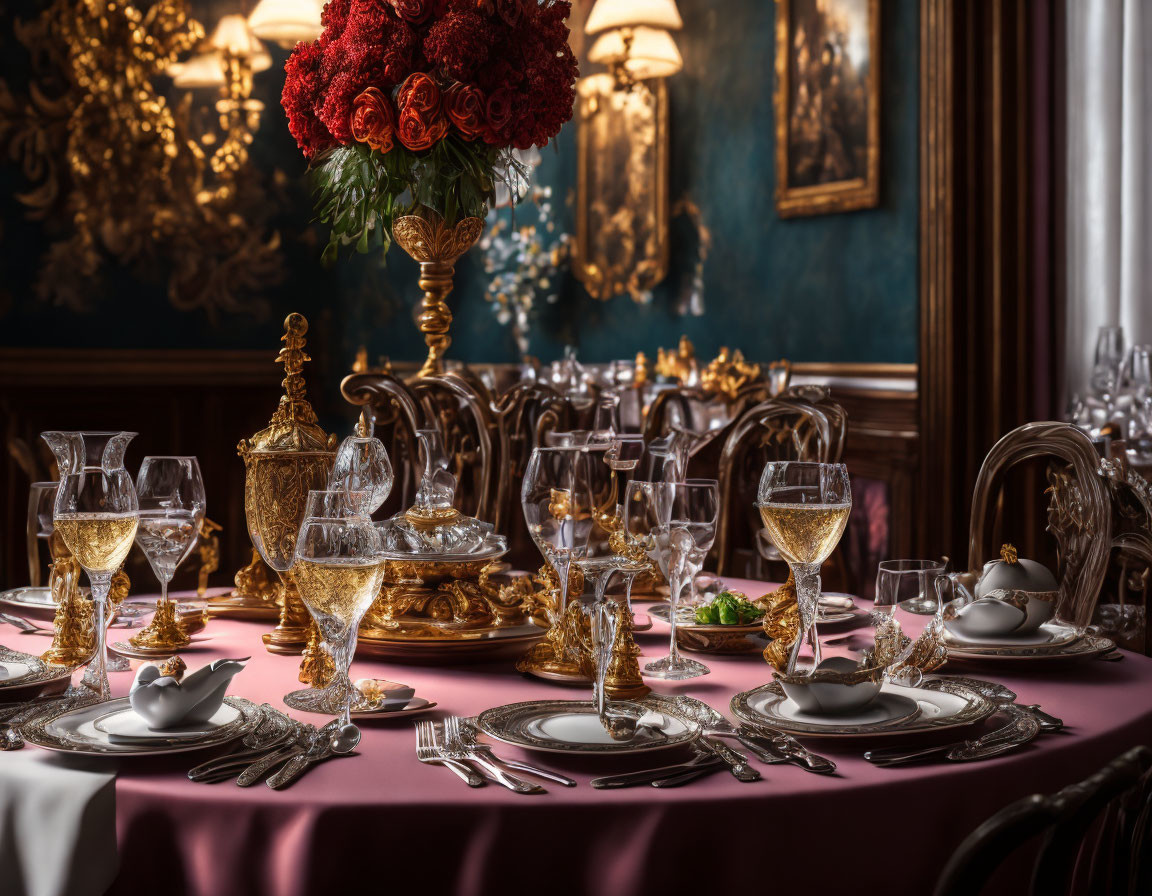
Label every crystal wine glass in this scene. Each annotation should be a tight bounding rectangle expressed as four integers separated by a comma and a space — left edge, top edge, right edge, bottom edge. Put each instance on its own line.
293, 489, 386, 728
522, 446, 594, 627
27, 481, 59, 585
49, 435, 139, 699
1092, 325, 1126, 398
133, 456, 206, 646
757, 461, 852, 675
874, 559, 949, 685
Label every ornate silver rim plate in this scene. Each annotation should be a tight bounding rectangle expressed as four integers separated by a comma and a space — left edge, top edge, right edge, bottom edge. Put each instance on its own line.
21, 696, 259, 756
943, 620, 1080, 650
476, 699, 701, 755
648, 602, 763, 634
945, 632, 1114, 662
730, 679, 995, 739
0, 646, 72, 693
0, 587, 56, 612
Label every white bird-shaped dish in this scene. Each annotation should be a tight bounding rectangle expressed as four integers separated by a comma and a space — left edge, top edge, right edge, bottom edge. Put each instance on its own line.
129, 657, 248, 730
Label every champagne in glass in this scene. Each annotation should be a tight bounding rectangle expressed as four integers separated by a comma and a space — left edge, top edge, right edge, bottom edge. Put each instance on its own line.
294, 490, 385, 730
757, 462, 852, 675
43, 430, 139, 699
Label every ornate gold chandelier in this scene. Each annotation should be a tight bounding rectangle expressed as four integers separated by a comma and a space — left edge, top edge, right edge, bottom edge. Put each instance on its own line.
0, 0, 318, 318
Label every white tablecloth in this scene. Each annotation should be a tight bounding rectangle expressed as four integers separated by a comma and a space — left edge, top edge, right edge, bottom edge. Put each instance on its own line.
0, 752, 117, 896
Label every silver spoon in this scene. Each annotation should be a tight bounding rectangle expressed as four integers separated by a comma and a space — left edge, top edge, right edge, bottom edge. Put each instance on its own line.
330, 722, 360, 754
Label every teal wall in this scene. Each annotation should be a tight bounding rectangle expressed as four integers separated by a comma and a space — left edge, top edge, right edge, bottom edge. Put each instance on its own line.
0, 0, 918, 371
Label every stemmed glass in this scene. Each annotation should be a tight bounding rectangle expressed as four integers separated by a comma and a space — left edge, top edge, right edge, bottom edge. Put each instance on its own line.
1092, 325, 1125, 398
51, 441, 140, 699
293, 490, 386, 730
131, 456, 206, 648
627, 478, 719, 680
522, 446, 594, 630
27, 482, 59, 586
757, 462, 852, 675
874, 559, 950, 685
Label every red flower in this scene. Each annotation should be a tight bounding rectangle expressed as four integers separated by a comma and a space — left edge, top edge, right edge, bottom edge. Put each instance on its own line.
350, 87, 397, 152
444, 82, 486, 140
395, 73, 449, 150
483, 87, 513, 143
423, 9, 493, 81
282, 40, 335, 157
387, 0, 429, 23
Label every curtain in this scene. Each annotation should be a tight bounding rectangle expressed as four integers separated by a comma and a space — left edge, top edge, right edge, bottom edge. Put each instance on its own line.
1066, 0, 1152, 397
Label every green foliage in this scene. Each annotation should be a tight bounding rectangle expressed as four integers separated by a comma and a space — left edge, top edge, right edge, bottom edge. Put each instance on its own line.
310, 137, 525, 265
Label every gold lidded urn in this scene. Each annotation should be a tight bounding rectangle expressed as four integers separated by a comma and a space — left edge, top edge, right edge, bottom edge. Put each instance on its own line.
238, 313, 337, 654
391, 208, 484, 378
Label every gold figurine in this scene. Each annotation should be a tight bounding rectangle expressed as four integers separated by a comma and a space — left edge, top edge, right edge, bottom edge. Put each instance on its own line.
298, 620, 335, 687
759, 572, 800, 671
41, 553, 92, 667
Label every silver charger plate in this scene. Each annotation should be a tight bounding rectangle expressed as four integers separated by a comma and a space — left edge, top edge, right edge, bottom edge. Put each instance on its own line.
21, 696, 259, 756
476, 699, 701, 755
92, 703, 241, 743
731, 679, 995, 739
0, 645, 72, 695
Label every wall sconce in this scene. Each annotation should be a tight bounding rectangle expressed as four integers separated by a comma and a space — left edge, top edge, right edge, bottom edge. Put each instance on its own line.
248, 0, 324, 48
573, 0, 681, 303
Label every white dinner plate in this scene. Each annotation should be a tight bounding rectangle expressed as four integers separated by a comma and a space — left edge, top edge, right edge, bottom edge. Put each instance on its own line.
0, 646, 72, 696
943, 620, 1079, 649
93, 703, 241, 744
731, 679, 995, 739
21, 696, 258, 756
477, 699, 700, 755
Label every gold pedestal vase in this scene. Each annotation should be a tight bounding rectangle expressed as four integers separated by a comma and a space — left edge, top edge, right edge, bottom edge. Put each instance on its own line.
391, 209, 484, 378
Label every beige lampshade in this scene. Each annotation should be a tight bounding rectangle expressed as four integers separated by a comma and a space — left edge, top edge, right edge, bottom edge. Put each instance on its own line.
589, 26, 682, 79
248, 0, 324, 48
210, 14, 265, 57
170, 47, 270, 88
170, 51, 227, 88
585, 0, 682, 35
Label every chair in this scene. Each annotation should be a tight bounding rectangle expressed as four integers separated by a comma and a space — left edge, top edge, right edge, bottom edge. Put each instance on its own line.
934, 745, 1152, 896
713, 385, 848, 579
968, 422, 1152, 630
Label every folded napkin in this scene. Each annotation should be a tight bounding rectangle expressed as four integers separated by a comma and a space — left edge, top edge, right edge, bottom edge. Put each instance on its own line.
0, 752, 117, 896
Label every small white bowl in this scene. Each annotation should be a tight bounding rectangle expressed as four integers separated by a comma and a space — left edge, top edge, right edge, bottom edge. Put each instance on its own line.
776, 656, 884, 715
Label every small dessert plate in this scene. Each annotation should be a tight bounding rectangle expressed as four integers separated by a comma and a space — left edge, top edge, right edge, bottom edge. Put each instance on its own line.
282, 687, 438, 719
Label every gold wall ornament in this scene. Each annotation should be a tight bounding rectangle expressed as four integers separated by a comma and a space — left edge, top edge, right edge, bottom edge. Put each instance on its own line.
654, 335, 698, 384
391, 209, 485, 378
196, 518, 222, 598
238, 313, 338, 655
574, 74, 670, 302
701, 347, 761, 400
0, 0, 282, 317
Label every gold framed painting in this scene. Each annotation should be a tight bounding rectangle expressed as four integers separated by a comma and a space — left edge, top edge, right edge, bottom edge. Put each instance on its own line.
774, 0, 881, 218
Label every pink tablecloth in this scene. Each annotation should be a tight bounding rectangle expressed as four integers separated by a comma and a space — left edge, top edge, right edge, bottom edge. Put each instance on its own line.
18, 581, 1152, 896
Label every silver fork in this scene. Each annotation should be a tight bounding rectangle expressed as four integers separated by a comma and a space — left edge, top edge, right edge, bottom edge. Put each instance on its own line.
415, 720, 484, 787
865, 706, 1042, 766
442, 716, 544, 794
457, 719, 577, 787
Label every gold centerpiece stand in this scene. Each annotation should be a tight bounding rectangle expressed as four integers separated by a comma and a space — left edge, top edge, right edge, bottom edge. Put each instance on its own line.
238, 312, 337, 657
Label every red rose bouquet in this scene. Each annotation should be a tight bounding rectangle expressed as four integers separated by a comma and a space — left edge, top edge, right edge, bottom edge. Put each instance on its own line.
282, 0, 579, 263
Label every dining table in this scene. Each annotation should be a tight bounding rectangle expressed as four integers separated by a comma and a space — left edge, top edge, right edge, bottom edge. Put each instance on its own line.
6, 577, 1152, 896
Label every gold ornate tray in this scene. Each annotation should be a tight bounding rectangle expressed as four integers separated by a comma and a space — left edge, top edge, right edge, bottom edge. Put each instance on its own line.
356, 621, 547, 664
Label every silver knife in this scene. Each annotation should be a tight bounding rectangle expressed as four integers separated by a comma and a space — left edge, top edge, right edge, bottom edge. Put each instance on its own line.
591, 756, 722, 789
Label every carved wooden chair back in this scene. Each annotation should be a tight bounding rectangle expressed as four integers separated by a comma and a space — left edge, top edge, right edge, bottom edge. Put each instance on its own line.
714, 386, 848, 577
967, 422, 1152, 630
933, 745, 1152, 896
